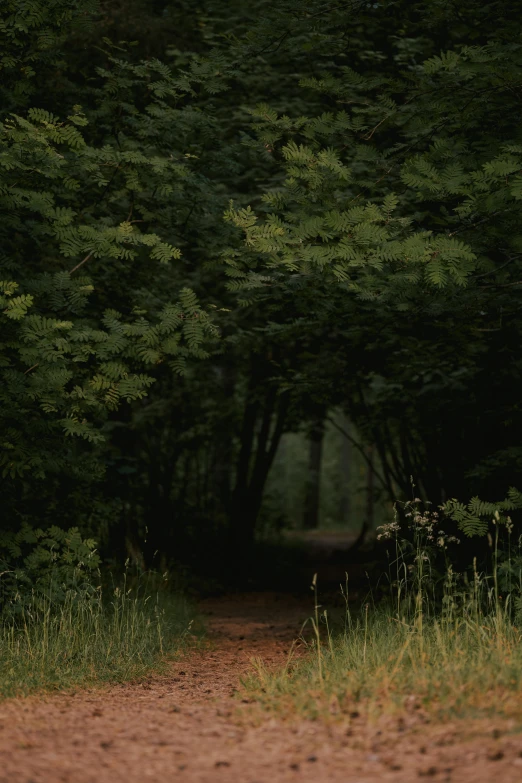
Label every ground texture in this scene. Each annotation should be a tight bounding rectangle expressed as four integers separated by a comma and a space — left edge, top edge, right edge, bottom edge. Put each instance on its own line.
1, 592, 522, 782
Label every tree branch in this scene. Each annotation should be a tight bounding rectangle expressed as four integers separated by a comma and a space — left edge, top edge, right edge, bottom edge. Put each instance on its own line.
69, 251, 94, 275
327, 415, 390, 494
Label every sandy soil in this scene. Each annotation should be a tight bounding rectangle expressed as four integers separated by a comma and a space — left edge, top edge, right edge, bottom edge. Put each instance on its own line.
1, 592, 522, 782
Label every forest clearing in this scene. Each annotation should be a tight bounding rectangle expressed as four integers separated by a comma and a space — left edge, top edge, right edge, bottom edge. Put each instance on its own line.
2, 0, 522, 780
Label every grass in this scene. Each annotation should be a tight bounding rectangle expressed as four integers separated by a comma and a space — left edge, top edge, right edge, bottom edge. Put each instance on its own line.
244, 501, 522, 725
246, 598, 522, 724
0, 574, 195, 699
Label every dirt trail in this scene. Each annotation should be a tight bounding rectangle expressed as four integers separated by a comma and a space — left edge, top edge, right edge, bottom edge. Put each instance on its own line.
1, 592, 522, 782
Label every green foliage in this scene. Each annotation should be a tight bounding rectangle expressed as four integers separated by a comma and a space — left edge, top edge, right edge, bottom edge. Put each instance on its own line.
226, 14, 522, 305
0, 524, 100, 611
2, 0, 522, 585
225, 194, 476, 293
1, 272, 214, 479
0, 0, 98, 108
444, 489, 522, 538
0, 29, 219, 497
218, 0, 522, 546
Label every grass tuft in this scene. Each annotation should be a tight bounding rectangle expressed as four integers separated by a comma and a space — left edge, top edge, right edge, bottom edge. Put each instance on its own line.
0, 574, 194, 699
245, 603, 522, 723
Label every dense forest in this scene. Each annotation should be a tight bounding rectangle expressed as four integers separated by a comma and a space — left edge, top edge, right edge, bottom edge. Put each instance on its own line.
2, 0, 522, 592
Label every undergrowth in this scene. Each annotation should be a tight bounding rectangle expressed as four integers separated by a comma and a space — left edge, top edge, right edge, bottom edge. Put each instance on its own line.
0, 527, 194, 699
0, 577, 194, 699
245, 495, 522, 724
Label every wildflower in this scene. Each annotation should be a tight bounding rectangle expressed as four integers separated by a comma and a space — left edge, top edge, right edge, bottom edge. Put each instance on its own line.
376, 520, 400, 540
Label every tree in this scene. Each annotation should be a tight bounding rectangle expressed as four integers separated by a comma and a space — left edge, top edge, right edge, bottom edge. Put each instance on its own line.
3, 0, 522, 577
225, 0, 522, 510
1, 6, 218, 533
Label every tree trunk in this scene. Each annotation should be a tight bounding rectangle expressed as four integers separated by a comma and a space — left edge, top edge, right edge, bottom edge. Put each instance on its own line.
365, 443, 375, 532
349, 442, 374, 552
303, 419, 325, 530
228, 380, 289, 556
337, 412, 352, 527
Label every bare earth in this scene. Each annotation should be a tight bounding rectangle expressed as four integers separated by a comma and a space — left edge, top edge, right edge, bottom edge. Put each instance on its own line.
1, 592, 522, 783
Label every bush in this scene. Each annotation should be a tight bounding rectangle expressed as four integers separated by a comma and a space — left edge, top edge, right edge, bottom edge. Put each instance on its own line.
0, 524, 100, 613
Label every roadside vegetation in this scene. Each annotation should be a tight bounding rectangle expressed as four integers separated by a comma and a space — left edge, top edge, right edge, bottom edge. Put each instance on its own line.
246, 496, 522, 724
248, 593, 522, 724
0, 527, 193, 699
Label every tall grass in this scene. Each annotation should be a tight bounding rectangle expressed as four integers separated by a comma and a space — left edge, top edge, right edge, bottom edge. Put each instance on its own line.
246, 500, 522, 723
248, 598, 522, 722
0, 574, 194, 699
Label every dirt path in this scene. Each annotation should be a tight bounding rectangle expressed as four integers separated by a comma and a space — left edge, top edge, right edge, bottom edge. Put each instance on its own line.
1, 592, 522, 782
